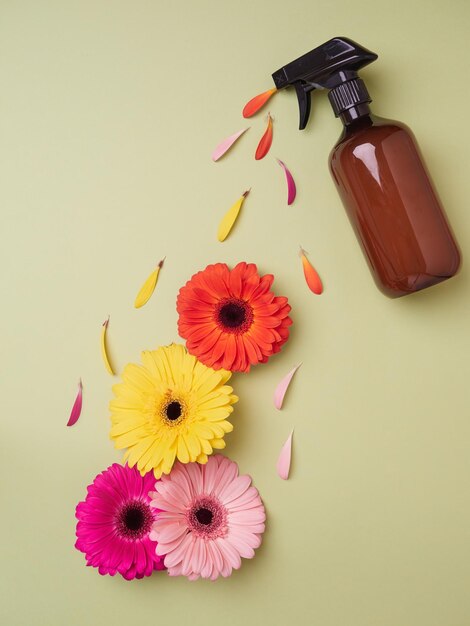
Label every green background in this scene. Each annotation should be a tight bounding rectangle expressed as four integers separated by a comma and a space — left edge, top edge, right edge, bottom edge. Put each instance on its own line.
2, 1, 470, 625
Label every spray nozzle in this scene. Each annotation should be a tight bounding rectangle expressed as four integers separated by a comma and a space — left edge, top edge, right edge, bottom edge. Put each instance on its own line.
272, 37, 378, 129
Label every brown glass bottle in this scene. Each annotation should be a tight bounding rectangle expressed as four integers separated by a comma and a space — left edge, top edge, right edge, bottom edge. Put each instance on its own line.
329, 106, 461, 297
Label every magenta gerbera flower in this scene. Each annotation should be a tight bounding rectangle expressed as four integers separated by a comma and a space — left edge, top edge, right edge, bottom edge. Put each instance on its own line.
149, 455, 266, 580
75, 463, 166, 580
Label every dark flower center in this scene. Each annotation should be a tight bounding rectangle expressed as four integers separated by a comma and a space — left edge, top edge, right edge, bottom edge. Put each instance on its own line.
186, 496, 228, 538
124, 507, 145, 531
195, 507, 213, 525
117, 500, 153, 539
166, 401, 182, 421
219, 302, 246, 328
215, 298, 254, 334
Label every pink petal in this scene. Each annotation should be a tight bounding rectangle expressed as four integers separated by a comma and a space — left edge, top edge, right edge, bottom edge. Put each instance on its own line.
169, 464, 195, 500
211, 127, 249, 161
214, 456, 239, 495
120, 544, 136, 576
226, 534, 255, 559
167, 562, 184, 577
229, 508, 266, 525
277, 430, 293, 480
155, 532, 188, 556
191, 537, 206, 574
67, 379, 83, 426
207, 541, 224, 579
184, 462, 203, 496
232, 522, 265, 535
274, 363, 301, 410
201, 553, 212, 579
219, 474, 252, 506
276, 158, 297, 205
161, 480, 191, 508
154, 522, 188, 544
202, 455, 219, 494
181, 535, 198, 576
164, 533, 192, 568
229, 527, 262, 549
134, 541, 147, 575
228, 487, 263, 512
216, 537, 241, 571
150, 491, 186, 514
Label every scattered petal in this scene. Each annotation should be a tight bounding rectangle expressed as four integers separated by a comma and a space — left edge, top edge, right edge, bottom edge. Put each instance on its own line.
135, 258, 165, 309
277, 430, 293, 480
243, 88, 277, 118
101, 316, 115, 375
299, 246, 323, 294
255, 114, 273, 160
217, 190, 250, 242
212, 128, 249, 162
67, 379, 83, 427
274, 363, 301, 410
276, 158, 297, 205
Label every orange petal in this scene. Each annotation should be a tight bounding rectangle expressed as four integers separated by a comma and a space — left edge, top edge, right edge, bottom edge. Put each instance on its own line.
255, 114, 273, 160
242, 88, 276, 118
299, 246, 323, 294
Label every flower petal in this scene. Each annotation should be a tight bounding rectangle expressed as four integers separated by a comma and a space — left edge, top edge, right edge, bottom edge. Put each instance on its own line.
277, 430, 294, 480
274, 363, 301, 410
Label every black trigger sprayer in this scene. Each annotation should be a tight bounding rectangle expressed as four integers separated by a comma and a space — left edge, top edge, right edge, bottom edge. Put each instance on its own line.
272, 37, 460, 297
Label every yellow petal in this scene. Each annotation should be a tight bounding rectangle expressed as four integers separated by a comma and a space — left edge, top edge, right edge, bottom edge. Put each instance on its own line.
153, 463, 164, 479
217, 191, 249, 242
210, 438, 226, 449
161, 446, 177, 475
184, 432, 201, 461
112, 430, 146, 450
153, 347, 175, 387
100, 317, 115, 375
109, 405, 147, 422
192, 423, 217, 439
126, 437, 156, 466
197, 391, 234, 411
199, 407, 234, 421
111, 383, 144, 406
210, 424, 226, 438
219, 420, 234, 433
137, 439, 163, 472
196, 453, 208, 464
177, 435, 190, 464
110, 420, 147, 437
121, 363, 155, 393
200, 439, 213, 455
218, 369, 232, 385
134, 258, 164, 308
192, 365, 225, 396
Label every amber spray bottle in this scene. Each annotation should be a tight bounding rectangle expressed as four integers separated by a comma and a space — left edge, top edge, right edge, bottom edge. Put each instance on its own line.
272, 37, 461, 297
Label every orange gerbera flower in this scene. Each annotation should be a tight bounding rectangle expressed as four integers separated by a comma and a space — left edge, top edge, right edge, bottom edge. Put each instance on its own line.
176, 262, 292, 373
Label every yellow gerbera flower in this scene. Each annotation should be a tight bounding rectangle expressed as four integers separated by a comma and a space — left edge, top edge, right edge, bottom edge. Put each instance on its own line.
109, 344, 238, 478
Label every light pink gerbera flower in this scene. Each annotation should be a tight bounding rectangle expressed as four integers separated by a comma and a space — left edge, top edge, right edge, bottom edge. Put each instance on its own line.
149, 455, 266, 580
75, 463, 166, 580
